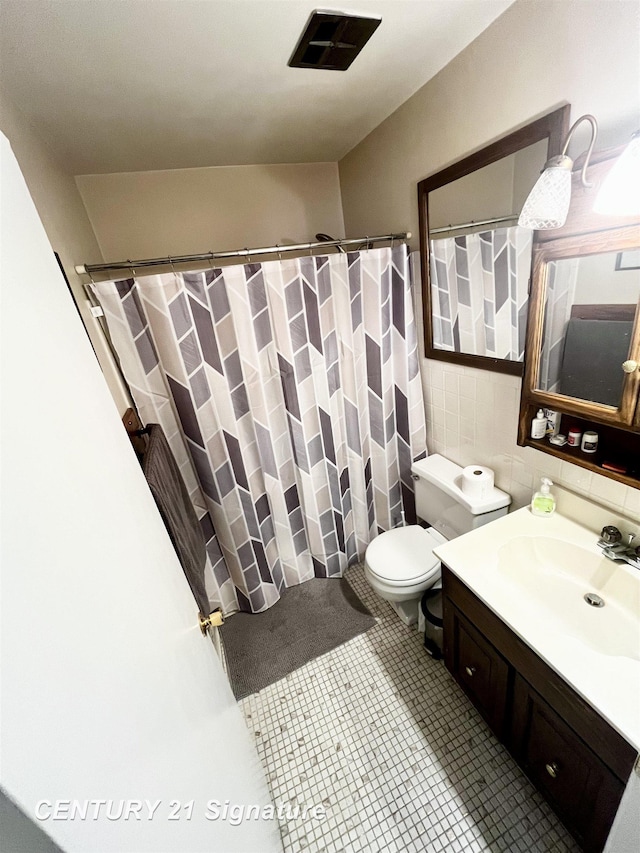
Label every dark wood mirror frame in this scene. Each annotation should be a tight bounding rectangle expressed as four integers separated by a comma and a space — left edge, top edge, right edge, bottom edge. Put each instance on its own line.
418, 105, 570, 375
518, 145, 640, 489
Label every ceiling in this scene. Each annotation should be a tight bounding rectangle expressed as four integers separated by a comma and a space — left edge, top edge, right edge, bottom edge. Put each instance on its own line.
0, 0, 514, 175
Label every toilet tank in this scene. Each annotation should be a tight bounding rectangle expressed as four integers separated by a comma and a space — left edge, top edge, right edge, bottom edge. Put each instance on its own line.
411, 454, 511, 541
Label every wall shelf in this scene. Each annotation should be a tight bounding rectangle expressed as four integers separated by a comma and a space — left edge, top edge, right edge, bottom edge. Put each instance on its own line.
522, 434, 640, 490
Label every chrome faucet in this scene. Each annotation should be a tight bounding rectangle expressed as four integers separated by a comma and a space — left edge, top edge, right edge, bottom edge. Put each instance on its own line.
597, 525, 640, 570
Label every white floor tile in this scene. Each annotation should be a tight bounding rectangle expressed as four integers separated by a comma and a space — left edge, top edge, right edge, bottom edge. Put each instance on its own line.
239, 565, 580, 853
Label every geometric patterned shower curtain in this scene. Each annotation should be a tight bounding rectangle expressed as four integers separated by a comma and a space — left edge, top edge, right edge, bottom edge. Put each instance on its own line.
92, 246, 426, 615
429, 226, 533, 360
538, 257, 579, 393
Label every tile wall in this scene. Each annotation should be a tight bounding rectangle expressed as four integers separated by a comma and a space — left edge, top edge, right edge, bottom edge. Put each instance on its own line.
421, 360, 640, 521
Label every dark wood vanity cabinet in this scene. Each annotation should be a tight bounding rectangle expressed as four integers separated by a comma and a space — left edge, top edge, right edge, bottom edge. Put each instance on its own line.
444, 603, 509, 739
511, 675, 626, 852
442, 566, 637, 853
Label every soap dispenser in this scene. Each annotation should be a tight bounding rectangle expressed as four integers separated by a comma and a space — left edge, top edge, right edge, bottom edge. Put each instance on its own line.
531, 477, 556, 517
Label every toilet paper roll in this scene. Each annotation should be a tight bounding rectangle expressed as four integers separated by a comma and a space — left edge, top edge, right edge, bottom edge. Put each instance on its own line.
461, 465, 495, 500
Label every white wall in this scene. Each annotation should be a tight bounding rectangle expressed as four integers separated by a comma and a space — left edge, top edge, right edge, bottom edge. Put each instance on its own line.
428, 155, 515, 230
339, 0, 639, 244
0, 133, 282, 853
428, 140, 547, 232
604, 768, 640, 853
573, 251, 640, 304
0, 86, 131, 415
76, 162, 345, 262
429, 140, 547, 236
339, 0, 640, 519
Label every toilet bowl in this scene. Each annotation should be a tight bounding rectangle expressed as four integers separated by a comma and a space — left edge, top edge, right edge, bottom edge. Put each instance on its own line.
364, 525, 447, 625
363, 454, 511, 626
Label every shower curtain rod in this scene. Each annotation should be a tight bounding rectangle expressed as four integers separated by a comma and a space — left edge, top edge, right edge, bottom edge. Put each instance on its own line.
75, 232, 412, 277
429, 215, 518, 237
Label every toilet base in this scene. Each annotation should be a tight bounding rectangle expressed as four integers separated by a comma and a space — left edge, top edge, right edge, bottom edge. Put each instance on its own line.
390, 598, 420, 627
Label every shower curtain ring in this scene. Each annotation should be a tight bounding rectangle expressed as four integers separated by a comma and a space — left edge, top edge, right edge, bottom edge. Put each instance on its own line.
244, 248, 251, 264
276, 244, 282, 261
168, 256, 179, 283
87, 267, 95, 284
208, 251, 215, 271
390, 235, 395, 250
127, 260, 136, 278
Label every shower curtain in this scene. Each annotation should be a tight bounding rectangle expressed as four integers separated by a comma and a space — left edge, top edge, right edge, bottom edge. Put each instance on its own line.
429, 226, 532, 360
92, 246, 426, 615
538, 258, 579, 393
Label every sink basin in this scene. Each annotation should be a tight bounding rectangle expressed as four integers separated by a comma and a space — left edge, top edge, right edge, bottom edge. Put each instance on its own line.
497, 536, 640, 661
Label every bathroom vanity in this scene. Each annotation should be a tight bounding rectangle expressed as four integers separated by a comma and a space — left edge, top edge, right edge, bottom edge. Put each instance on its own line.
434, 507, 639, 853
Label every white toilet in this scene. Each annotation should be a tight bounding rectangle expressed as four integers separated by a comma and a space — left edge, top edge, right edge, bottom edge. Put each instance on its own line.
364, 454, 511, 625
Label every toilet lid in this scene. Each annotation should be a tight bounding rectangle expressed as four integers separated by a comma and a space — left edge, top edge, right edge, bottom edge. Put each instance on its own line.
366, 526, 440, 583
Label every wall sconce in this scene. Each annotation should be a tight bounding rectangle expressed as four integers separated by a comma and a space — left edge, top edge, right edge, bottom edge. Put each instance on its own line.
594, 129, 640, 216
518, 115, 598, 230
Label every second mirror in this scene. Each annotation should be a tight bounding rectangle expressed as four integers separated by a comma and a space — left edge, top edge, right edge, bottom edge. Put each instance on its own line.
538, 249, 639, 409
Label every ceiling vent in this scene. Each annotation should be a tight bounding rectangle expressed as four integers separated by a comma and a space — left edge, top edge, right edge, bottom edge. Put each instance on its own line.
288, 11, 381, 71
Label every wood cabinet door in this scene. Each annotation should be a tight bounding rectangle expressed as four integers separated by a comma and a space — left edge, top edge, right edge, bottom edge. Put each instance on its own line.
511, 674, 625, 853
443, 602, 509, 739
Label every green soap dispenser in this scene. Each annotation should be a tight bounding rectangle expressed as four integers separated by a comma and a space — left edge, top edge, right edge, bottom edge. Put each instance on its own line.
531, 477, 556, 517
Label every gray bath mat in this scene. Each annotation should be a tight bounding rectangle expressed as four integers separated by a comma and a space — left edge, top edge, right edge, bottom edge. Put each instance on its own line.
221, 577, 376, 700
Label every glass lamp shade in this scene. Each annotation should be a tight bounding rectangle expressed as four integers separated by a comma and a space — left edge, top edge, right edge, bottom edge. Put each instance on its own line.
593, 132, 640, 216
518, 165, 572, 230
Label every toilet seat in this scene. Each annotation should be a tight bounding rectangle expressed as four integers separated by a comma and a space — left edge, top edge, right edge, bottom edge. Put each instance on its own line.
365, 525, 441, 586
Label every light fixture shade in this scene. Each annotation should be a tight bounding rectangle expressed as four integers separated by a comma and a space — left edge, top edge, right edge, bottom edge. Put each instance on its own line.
518, 166, 572, 229
593, 131, 640, 216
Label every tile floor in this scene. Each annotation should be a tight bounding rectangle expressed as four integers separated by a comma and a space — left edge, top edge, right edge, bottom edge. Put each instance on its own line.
240, 566, 581, 853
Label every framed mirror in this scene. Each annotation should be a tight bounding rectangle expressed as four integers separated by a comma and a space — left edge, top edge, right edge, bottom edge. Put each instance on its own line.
525, 226, 640, 427
518, 142, 640, 489
418, 106, 569, 375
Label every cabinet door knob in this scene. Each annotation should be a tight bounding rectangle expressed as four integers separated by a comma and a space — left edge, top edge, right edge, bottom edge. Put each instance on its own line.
545, 761, 560, 779
622, 359, 638, 374
464, 665, 476, 677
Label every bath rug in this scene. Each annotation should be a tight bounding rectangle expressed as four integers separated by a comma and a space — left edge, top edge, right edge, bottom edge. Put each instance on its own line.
220, 576, 376, 700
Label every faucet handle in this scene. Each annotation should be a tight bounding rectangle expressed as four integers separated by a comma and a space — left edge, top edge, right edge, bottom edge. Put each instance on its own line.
600, 526, 622, 544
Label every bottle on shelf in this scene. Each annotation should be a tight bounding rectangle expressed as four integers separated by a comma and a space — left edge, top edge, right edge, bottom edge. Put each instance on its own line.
531, 409, 546, 440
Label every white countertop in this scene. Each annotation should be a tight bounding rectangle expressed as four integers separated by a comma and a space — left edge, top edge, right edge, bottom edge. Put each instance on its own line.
433, 507, 640, 752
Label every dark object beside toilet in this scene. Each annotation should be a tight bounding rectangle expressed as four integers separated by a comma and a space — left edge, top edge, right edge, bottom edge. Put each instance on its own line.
421, 587, 443, 659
